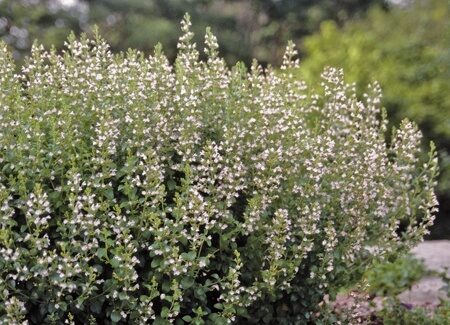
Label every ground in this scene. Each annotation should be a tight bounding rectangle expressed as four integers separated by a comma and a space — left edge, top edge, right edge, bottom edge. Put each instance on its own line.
398, 240, 450, 308
332, 240, 450, 319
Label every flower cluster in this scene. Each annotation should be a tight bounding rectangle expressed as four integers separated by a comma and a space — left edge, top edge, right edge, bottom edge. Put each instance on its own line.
0, 14, 438, 324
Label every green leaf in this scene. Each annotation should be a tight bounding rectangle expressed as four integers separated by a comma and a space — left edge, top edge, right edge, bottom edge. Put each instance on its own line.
104, 188, 115, 200
161, 306, 170, 318
48, 191, 61, 202
162, 280, 171, 293
110, 310, 121, 323
96, 248, 107, 259
179, 236, 188, 246
208, 313, 227, 325
167, 180, 176, 191
236, 306, 249, 317
151, 257, 162, 268
90, 300, 103, 314
110, 257, 120, 268
93, 264, 103, 273
182, 315, 192, 322
194, 287, 207, 302
175, 319, 185, 325
58, 301, 67, 312
153, 317, 171, 325
181, 276, 195, 289
181, 251, 197, 261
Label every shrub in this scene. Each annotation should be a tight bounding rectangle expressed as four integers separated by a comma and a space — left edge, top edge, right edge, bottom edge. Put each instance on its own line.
377, 299, 450, 325
0, 15, 438, 324
374, 255, 450, 325
365, 254, 425, 297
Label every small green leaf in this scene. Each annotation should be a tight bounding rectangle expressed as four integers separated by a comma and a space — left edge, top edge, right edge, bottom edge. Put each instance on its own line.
110, 257, 120, 268
181, 251, 197, 261
162, 280, 171, 292
104, 188, 114, 200
151, 257, 162, 268
96, 248, 107, 259
153, 317, 171, 325
167, 180, 176, 191
90, 300, 103, 314
118, 291, 128, 300
161, 306, 170, 318
208, 313, 227, 325
48, 191, 61, 202
194, 287, 207, 302
181, 276, 195, 289
111, 310, 121, 323
182, 315, 192, 322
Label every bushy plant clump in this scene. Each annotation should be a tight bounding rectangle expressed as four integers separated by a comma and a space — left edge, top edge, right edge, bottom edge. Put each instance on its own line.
378, 300, 450, 325
365, 254, 425, 297
0, 15, 438, 324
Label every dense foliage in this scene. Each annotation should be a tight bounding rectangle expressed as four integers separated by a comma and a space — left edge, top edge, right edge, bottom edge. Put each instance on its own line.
378, 300, 450, 325
0, 0, 387, 65
365, 255, 425, 297
0, 16, 438, 324
297, 0, 450, 238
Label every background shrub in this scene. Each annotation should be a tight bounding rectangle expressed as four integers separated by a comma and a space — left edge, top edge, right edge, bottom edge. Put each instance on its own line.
0, 15, 438, 324
297, 0, 450, 238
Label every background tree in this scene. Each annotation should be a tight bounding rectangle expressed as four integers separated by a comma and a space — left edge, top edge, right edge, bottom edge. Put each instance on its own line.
0, 0, 387, 65
0, 0, 83, 61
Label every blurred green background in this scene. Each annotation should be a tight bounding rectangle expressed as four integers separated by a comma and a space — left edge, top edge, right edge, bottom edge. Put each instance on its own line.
1, 0, 449, 239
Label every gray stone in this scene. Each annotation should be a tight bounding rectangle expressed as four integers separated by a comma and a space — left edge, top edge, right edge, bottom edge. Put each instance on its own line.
398, 240, 450, 308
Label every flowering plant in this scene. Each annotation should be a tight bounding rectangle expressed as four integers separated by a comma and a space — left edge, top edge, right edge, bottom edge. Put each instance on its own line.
0, 15, 438, 324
